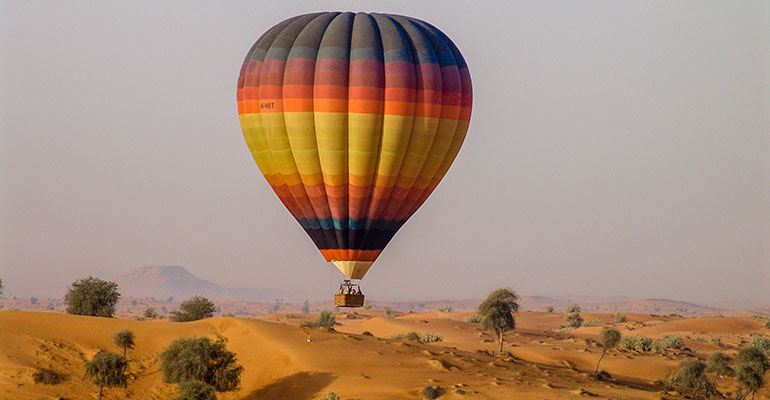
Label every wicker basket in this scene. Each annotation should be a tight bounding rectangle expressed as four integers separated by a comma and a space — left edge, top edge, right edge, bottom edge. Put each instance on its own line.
334, 294, 365, 308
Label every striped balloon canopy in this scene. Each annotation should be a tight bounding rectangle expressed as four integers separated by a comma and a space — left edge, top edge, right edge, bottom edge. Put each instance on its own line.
237, 12, 472, 280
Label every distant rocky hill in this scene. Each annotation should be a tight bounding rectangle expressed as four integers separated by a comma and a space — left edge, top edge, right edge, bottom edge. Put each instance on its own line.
113, 266, 321, 303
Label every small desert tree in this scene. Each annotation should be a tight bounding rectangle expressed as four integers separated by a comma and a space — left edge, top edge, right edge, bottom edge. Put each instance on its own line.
737, 345, 769, 373
674, 359, 710, 398
143, 307, 158, 319
735, 363, 764, 400
545, 305, 554, 313
160, 337, 242, 394
64, 276, 120, 317
594, 327, 621, 374
170, 296, 216, 322
112, 330, 135, 357
302, 300, 310, 314
566, 312, 584, 328
173, 380, 216, 400
566, 303, 581, 313
478, 288, 519, 353
705, 351, 732, 391
304, 310, 336, 329
83, 350, 128, 400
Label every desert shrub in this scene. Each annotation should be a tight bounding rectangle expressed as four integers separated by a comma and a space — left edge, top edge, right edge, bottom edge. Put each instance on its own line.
362, 331, 373, 336
705, 351, 732, 388
613, 313, 627, 323
282, 313, 294, 318
674, 359, 709, 394
419, 333, 443, 344
362, 303, 372, 310
172, 380, 216, 400
667, 313, 682, 317
83, 351, 128, 398
748, 336, 770, 354
566, 303, 581, 313
737, 345, 769, 372
545, 305, 554, 313
711, 337, 721, 346
30, 297, 38, 305
160, 337, 242, 393
478, 288, 519, 352
421, 385, 440, 399
465, 314, 481, 323
313, 310, 337, 329
0, 277, 3, 297
302, 300, 310, 314
558, 327, 574, 334
765, 319, 770, 329
565, 313, 583, 328
143, 307, 158, 319
64, 276, 120, 317
594, 327, 622, 373
438, 306, 452, 312
170, 296, 215, 322
383, 307, 396, 319
654, 334, 684, 352
581, 320, 602, 327
735, 363, 764, 399
32, 369, 63, 384
112, 330, 135, 357
320, 391, 340, 400
621, 335, 654, 352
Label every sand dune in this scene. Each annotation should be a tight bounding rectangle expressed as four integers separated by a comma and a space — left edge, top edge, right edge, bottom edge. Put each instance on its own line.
2, 310, 768, 399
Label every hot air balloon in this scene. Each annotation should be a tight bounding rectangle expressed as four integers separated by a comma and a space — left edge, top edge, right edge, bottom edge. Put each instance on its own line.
236, 12, 472, 307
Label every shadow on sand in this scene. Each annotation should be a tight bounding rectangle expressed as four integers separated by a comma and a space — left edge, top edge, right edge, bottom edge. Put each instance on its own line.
242, 372, 336, 400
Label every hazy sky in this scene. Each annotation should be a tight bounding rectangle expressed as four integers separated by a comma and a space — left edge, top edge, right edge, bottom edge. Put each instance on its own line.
1, 1, 768, 303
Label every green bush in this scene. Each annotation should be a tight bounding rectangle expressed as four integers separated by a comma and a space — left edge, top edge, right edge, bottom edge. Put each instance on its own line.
383, 307, 396, 319
421, 385, 440, 399
465, 314, 481, 323
112, 330, 135, 357
32, 369, 63, 384
64, 277, 120, 317
654, 334, 684, 352
391, 332, 443, 344
565, 313, 583, 328
581, 320, 602, 327
674, 359, 708, 392
748, 336, 770, 354
319, 391, 340, 400
170, 296, 216, 322
737, 345, 769, 372
302, 310, 335, 329
160, 337, 243, 393
143, 307, 158, 319
83, 351, 128, 398
765, 319, 770, 329
173, 380, 216, 400
566, 303, 581, 313
613, 313, 627, 323
545, 305, 554, 313
735, 363, 764, 398
621, 335, 654, 352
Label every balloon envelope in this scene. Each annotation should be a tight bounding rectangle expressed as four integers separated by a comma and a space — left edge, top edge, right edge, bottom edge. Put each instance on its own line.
237, 12, 472, 279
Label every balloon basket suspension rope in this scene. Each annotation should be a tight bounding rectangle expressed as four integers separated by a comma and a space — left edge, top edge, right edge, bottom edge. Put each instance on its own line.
334, 280, 365, 308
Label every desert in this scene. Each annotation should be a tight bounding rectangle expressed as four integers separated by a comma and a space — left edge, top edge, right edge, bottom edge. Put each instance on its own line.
2, 302, 768, 399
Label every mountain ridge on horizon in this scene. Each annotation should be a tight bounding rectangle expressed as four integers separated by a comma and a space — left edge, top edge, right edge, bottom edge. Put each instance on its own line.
104, 266, 769, 317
